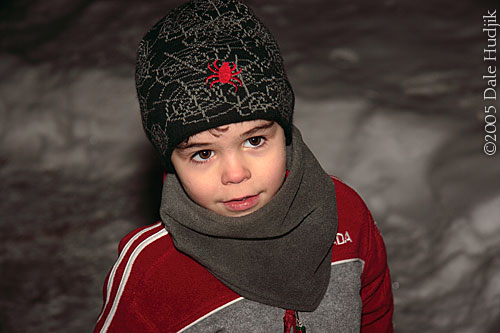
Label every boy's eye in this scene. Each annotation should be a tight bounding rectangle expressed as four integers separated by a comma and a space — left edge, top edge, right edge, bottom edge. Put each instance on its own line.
244, 136, 264, 147
192, 150, 214, 162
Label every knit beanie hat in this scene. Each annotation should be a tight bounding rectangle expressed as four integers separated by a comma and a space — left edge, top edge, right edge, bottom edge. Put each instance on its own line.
136, 0, 295, 171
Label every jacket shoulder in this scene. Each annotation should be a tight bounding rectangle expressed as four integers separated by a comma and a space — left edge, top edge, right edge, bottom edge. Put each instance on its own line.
95, 222, 171, 332
328, 175, 375, 263
329, 175, 370, 218
95, 222, 239, 332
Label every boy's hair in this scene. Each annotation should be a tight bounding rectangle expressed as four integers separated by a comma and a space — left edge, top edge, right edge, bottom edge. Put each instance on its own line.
175, 125, 230, 150
135, 0, 294, 172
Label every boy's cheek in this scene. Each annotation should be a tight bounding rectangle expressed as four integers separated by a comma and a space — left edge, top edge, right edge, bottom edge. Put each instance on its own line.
184, 173, 222, 208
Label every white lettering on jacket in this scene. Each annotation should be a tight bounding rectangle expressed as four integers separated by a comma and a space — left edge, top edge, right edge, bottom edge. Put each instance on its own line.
334, 231, 352, 246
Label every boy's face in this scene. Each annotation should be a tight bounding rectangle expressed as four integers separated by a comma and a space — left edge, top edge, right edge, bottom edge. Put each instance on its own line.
171, 120, 287, 217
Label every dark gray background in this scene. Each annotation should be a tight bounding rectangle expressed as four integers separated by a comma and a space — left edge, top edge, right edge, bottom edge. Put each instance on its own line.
1, 0, 499, 332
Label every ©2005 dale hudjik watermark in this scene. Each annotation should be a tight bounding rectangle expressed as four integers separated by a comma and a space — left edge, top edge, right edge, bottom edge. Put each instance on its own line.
483, 9, 497, 156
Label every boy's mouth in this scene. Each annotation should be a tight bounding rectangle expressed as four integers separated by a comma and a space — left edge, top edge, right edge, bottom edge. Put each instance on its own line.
222, 194, 260, 212
226, 195, 253, 202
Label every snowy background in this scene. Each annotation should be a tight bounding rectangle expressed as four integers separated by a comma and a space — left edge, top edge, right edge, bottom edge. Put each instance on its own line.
1, 0, 499, 332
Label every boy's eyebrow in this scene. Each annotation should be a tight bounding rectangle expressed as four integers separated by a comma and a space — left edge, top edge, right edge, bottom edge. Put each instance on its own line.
240, 121, 274, 138
176, 121, 274, 152
175, 142, 211, 151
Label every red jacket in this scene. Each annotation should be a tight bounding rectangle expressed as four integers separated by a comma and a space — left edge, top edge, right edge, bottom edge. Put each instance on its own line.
95, 176, 393, 332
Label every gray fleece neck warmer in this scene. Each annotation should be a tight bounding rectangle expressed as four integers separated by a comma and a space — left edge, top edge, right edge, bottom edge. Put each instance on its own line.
160, 126, 337, 311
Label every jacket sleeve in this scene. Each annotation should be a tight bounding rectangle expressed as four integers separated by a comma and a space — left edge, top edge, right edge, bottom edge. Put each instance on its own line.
330, 175, 394, 331
359, 208, 394, 332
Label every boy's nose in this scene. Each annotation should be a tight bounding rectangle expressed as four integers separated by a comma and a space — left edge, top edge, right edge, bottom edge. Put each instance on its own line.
221, 155, 251, 185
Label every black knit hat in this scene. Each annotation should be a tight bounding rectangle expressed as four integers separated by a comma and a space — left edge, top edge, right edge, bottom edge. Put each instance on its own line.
136, 0, 295, 171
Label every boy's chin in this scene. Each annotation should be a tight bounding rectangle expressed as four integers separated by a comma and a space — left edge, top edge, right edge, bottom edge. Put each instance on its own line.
222, 208, 258, 218
204, 203, 261, 218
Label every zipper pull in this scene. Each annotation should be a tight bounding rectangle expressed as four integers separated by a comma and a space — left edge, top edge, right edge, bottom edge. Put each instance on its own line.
295, 311, 306, 333
283, 309, 296, 333
296, 322, 306, 333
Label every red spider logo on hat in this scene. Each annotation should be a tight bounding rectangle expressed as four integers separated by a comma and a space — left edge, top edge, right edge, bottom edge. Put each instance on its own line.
205, 60, 242, 92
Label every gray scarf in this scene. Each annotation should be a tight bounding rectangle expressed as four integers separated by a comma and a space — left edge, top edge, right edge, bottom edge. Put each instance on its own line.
160, 126, 338, 311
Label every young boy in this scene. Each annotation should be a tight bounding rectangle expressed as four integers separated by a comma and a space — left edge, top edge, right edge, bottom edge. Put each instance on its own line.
95, 0, 393, 331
